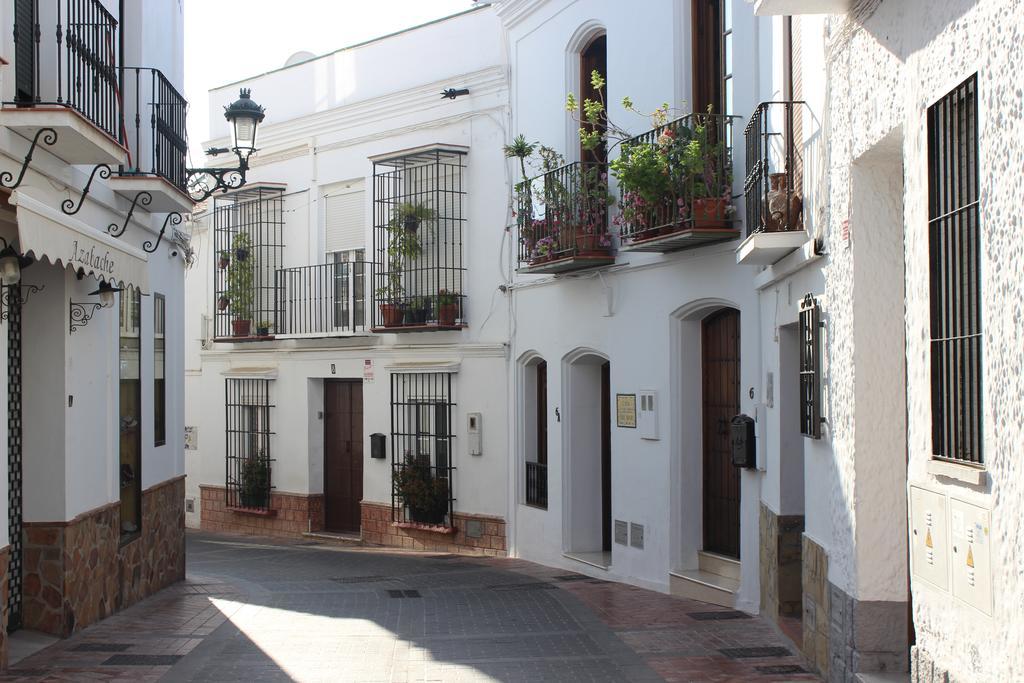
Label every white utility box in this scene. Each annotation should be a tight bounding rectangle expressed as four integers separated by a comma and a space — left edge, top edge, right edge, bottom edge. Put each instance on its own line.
949, 497, 992, 615
910, 486, 949, 591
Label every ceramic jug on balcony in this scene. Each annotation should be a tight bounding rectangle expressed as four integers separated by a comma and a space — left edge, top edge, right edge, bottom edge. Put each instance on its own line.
765, 172, 803, 232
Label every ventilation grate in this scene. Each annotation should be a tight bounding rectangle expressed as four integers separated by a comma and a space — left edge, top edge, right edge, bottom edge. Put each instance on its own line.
688, 610, 752, 621
719, 646, 791, 659
755, 664, 806, 674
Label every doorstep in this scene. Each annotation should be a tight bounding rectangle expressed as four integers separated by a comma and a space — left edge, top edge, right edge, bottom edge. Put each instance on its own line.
564, 551, 611, 570
301, 531, 363, 547
669, 569, 739, 608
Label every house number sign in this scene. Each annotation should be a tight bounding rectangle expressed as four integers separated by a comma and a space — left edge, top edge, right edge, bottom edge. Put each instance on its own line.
616, 394, 637, 428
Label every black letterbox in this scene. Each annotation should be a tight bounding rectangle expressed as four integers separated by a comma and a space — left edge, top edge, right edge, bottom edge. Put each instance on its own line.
370, 433, 386, 459
730, 414, 756, 468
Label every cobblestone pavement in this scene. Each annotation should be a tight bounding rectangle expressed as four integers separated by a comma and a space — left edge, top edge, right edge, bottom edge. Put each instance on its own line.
0, 532, 819, 682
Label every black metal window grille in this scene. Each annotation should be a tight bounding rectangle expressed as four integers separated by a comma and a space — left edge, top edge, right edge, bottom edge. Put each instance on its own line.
225, 379, 274, 511
119, 287, 142, 540
372, 148, 466, 331
525, 360, 547, 508
11, 0, 121, 141
274, 250, 368, 337
799, 293, 822, 439
119, 67, 188, 192
6, 286, 24, 632
390, 372, 455, 527
743, 101, 807, 237
928, 74, 982, 465
153, 293, 165, 446
213, 187, 284, 340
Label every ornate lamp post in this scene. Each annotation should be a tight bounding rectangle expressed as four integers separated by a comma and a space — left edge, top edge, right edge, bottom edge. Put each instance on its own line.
186, 89, 267, 202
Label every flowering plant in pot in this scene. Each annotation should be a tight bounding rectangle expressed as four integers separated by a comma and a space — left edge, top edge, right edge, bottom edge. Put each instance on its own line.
393, 453, 449, 525
256, 320, 272, 336
226, 233, 254, 336
681, 109, 734, 228
376, 210, 427, 327
436, 289, 460, 327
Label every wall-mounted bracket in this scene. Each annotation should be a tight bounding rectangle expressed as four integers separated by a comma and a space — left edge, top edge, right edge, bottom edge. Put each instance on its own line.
0, 284, 43, 320
0, 128, 58, 190
108, 190, 152, 238
62, 163, 111, 215
69, 300, 105, 333
143, 212, 182, 253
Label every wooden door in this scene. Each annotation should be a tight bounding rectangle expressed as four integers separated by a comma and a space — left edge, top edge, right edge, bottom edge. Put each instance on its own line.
324, 380, 363, 533
601, 361, 612, 552
702, 309, 740, 558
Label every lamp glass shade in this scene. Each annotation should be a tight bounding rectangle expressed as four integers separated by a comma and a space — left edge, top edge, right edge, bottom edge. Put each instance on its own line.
0, 253, 20, 286
232, 115, 257, 153
99, 288, 115, 308
224, 89, 264, 159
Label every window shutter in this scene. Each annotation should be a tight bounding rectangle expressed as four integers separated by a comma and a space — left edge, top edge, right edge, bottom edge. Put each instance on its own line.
325, 184, 365, 253
14, 0, 36, 103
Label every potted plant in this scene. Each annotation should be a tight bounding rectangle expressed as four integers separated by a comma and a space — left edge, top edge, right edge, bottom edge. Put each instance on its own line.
393, 453, 449, 525
375, 280, 406, 328
226, 232, 254, 336
217, 295, 230, 311
376, 209, 428, 327
256, 320, 272, 336
403, 296, 432, 325
218, 251, 230, 269
681, 110, 732, 228
436, 289, 460, 327
392, 202, 434, 234
239, 453, 270, 509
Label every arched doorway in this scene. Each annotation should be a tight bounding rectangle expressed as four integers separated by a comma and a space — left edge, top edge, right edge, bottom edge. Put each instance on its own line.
702, 308, 740, 558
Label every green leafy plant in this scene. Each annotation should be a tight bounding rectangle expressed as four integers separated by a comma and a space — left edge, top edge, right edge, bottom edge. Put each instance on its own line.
375, 208, 429, 305
393, 453, 449, 525
226, 233, 254, 322
240, 453, 270, 508
391, 202, 434, 232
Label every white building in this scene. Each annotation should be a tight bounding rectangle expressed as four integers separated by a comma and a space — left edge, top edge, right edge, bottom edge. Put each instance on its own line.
0, 0, 189, 662
184, 6, 513, 554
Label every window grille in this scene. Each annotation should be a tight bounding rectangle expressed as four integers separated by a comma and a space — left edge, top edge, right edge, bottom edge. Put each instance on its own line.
390, 372, 455, 526
225, 378, 274, 511
928, 74, 982, 465
153, 293, 166, 446
525, 360, 547, 508
119, 288, 142, 539
372, 148, 466, 331
213, 187, 284, 339
799, 293, 821, 439
274, 251, 369, 337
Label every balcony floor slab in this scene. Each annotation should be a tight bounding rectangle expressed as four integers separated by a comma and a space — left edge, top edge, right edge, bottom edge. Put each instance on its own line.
2, 105, 128, 165
110, 174, 194, 214
735, 229, 809, 265
518, 254, 615, 274
621, 227, 739, 253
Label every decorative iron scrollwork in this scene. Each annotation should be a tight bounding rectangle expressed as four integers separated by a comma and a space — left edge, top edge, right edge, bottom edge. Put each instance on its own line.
143, 212, 183, 254
0, 285, 43, 321
62, 163, 112, 215
185, 165, 247, 203
107, 191, 152, 238
69, 299, 105, 333
0, 128, 58, 191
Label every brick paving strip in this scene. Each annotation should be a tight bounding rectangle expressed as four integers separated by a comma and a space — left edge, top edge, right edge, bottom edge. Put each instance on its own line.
0, 532, 819, 682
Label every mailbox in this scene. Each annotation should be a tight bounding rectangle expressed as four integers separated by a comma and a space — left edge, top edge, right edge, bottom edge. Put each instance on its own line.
370, 433, 386, 459
730, 414, 756, 468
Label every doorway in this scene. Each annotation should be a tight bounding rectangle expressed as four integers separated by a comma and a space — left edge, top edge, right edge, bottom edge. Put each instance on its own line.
323, 380, 363, 533
701, 308, 740, 559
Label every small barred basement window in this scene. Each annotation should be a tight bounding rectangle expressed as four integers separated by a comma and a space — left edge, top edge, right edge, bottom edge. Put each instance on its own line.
225, 378, 274, 511
799, 293, 821, 439
213, 187, 284, 340
372, 147, 466, 331
927, 74, 982, 465
390, 372, 455, 527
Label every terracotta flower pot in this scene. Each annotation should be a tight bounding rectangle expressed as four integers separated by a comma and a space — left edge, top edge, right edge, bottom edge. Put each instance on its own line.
380, 303, 404, 328
692, 197, 729, 229
231, 319, 251, 337
438, 303, 459, 327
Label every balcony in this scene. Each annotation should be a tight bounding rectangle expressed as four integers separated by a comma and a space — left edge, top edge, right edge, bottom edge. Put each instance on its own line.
616, 114, 740, 253
274, 261, 369, 338
109, 67, 191, 213
737, 101, 809, 266
516, 161, 614, 274
371, 146, 467, 332
4, 0, 127, 165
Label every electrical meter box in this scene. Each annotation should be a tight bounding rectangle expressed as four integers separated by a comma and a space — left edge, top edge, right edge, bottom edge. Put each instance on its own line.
910, 486, 949, 591
949, 497, 992, 615
467, 413, 482, 456
638, 390, 659, 440
730, 414, 756, 468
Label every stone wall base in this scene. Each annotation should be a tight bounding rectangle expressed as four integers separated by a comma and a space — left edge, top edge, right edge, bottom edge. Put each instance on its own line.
827, 582, 909, 682
911, 645, 955, 683
759, 503, 804, 621
361, 502, 506, 556
200, 486, 323, 538
0, 545, 8, 670
802, 535, 830, 677
22, 476, 185, 637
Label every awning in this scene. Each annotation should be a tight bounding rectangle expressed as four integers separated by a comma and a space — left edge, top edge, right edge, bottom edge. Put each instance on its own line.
9, 190, 150, 292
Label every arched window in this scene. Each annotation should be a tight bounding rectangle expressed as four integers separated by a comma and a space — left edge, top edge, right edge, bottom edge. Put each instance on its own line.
579, 34, 607, 164
522, 357, 548, 508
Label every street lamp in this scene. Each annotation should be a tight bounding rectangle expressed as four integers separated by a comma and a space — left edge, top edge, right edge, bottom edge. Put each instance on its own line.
186, 89, 267, 202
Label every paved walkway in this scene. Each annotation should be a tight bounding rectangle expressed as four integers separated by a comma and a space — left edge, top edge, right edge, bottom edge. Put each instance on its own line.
0, 532, 819, 682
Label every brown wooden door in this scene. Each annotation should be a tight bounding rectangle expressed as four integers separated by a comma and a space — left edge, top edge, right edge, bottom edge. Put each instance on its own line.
601, 361, 612, 552
702, 309, 740, 558
324, 380, 363, 533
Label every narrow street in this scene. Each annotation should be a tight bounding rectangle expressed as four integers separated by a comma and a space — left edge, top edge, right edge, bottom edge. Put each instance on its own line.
0, 532, 817, 682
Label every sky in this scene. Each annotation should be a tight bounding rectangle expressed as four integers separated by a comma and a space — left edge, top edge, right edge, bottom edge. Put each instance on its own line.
184, 0, 476, 162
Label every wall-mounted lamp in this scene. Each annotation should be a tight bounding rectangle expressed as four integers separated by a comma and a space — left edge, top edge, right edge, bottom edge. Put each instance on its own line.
69, 280, 123, 333
186, 89, 267, 202
0, 237, 33, 287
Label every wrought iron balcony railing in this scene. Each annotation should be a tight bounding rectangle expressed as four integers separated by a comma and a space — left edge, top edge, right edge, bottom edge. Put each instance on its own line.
516, 161, 614, 273
525, 461, 547, 508
616, 113, 739, 252
119, 67, 188, 192
275, 261, 369, 337
11, 0, 121, 141
743, 101, 807, 237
